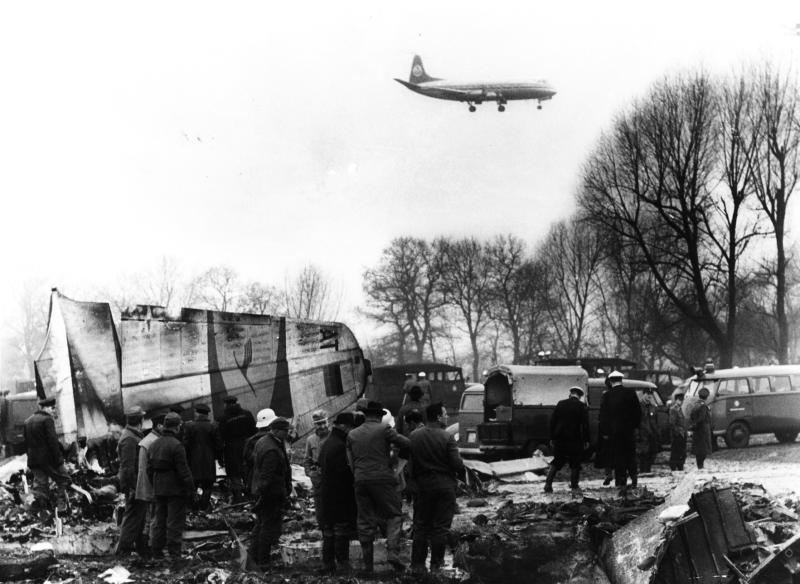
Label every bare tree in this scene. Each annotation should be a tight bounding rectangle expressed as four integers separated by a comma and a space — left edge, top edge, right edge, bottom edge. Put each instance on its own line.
237, 281, 282, 315
2, 280, 49, 382
283, 264, 342, 321
196, 265, 240, 312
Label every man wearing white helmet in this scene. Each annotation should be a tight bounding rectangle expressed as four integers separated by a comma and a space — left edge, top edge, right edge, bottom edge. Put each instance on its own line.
415, 371, 433, 406
243, 409, 276, 495
599, 371, 641, 495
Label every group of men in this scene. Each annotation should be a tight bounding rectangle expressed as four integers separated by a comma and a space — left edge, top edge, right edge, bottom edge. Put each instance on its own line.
300, 394, 463, 576
544, 370, 714, 495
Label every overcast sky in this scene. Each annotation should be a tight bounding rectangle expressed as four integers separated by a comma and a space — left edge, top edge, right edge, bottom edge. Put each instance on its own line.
1, 1, 799, 344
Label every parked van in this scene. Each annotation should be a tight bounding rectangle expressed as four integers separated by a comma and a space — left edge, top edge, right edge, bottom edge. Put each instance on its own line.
456, 383, 485, 457
682, 365, 800, 448
476, 365, 667, 459
0, 390, 38, 456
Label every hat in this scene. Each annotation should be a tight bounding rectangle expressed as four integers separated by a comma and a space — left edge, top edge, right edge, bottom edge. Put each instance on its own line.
256, 408, 277, 429
607, 370, 624, 384
194, 403, 210, 414
125, 405, 145, 417
38, 396, 56, 407
363, 400, 385, 415
418, 371, 427, 378
223, 396, 238, 405
164, 412, 182, 427
269, 417, 291, 431
311, 410, 328, 423
569, 386, 585, 397
333, 412, 355, 426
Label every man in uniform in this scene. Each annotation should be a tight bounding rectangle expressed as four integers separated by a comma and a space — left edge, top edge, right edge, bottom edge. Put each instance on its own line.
544, 386, 590, 494
243, 408, 276, 495
637, 386, 660, 473
600, 371, 641, 495
23, 396, 71, 521
115, 406, 148, 556
249, 417, 292, 569
669, 392, 687, 471
396, 386, 426, 437
415, 372, 433, 405
217, 396, 256, 503
408, 402, 463, 575
147, 412, 194, 558
183, 403, 222, 510
318, 412, 357, 574
689, 387, 712, 470
303, 410, 330, 530
346, 400, 410, 574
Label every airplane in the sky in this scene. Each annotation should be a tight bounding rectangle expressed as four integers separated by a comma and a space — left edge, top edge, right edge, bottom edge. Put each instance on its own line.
394, 55, 556, 112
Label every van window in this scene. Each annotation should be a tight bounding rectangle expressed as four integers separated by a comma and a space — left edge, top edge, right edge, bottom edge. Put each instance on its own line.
750, 377, 771, 394
461, 393, 483, 411
772, 376, 792, 392
446, 371, 460, 381
791, 375, 800, 390
717, 379, 748, 395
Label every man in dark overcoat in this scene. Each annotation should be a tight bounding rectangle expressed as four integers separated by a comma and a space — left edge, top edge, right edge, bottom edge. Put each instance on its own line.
544, 386, 590, 494
318, 411, 357, 573
183, 403, 222, 510
600, 371, 642, 495
147, 412, 195, 557
689, 387, 712, 470
23, 396, 71, 520
217, 396, 256, 503
669, 392, 687, 471
115, 406, 147, 555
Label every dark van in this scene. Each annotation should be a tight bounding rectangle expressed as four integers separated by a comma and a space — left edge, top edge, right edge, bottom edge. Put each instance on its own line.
367, 362, 467, 414
456, 384, 485, 457
0, 390, 38, 456
682, 365, 800, 448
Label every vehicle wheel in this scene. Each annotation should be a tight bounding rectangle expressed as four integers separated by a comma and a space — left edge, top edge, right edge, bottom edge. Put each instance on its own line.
725, 421, 750, 448
532, 442, 552, 457
775, 431, 799, 443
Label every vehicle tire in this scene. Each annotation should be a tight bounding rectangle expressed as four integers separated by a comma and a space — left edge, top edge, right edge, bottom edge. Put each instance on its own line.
530, 441, 551, 457
775, 431, 799, 444
725, 421, 750, 448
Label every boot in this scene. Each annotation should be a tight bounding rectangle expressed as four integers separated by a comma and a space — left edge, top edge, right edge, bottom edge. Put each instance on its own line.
569, 467, 581, 491
411, 537, 428, 574
430, 543, 446, 571
359, 540, 374, 576
334, 537, 351, 573
543, 465, 557, 493
320, 534, 335, 573
386, 516, 406, 572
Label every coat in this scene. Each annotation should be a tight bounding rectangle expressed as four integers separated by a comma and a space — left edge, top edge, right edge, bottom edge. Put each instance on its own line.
408, 423, 464, 490
242, 429, 270, 492
303, 429, 329, 489
23, 409, 64, 469
250, 432, 291, 498
689, 400, 712, 457
319, 427, 356, 525
346, 419, 410, 484
600, 386, 642, 436
669, 402, 686, 438
117, 425, 144, 492
147, 427, 195, 498
136, 430, 160, 501
396, 399, 426, 437
217, 404, 256, 477
183, 415, 222, 483
550, 397, 590, 450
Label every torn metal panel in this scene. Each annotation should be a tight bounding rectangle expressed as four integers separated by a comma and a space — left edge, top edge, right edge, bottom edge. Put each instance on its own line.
748, 532, 800, 584
691, 487, 755, 553
462, 456, 550, 479
653, 513, 727, 584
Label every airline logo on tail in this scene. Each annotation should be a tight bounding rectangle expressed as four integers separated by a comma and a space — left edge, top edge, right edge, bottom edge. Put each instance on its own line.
409, 55, 437, 83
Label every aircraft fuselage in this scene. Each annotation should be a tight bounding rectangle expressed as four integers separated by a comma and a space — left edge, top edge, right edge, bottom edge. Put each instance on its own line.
396, 78, 556, 103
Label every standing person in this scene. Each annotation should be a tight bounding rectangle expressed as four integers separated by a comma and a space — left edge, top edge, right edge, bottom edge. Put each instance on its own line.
318, 412, 357, 574
415, 372, 433, 406
600, 371, 641, 495
217, 396, 257, 503
249, 417, 292, 569
303, 410, 330, 530
23, 396, 71, 522
669, 392, 687, 471
544, 386, 590, 494
346, 400, 410, 575
115, 406, 148, 556
689, 387, 712, 470
183, 403, 222, 511
137, 410, 167, 553
636, 387, 660, 473
243, 409, 277, 494
396, 387, 426, 437
595, 379, 614, 486
408, 402, 464, 575
147, 412, 194, 558
402, 373, 417, 395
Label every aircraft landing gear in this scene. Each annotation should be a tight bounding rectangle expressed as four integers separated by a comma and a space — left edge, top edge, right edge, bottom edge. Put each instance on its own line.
498, 104, 506, 112
537, 104, 542, 110
468, 104, 476, 112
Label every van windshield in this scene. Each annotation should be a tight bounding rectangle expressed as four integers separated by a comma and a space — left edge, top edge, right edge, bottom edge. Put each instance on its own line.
461, 393, 483, 410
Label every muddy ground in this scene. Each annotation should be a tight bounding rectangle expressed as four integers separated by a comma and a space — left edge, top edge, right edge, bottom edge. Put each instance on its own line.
3, 434, 800, 584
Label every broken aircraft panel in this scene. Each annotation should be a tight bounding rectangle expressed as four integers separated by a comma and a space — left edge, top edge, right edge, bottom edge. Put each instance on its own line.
34, 289, 370, 443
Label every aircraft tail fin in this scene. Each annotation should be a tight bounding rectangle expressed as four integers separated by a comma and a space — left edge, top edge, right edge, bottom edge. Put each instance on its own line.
409, 55, 438, 84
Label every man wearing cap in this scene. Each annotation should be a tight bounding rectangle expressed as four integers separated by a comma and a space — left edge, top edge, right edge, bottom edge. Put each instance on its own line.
636, 386, 660, 474
689, 387, 712, 470
669, 392, 687, 471
183, 403, 222, 511
346, 400, 410, 574
408, 402, 463, 575
415, 372, 433, 406
304, 409, 330, 530
147, 412, 195, 558
137, 410, 167, 552
23, 396, 71, 521
116, 406, 148, 555
249, 417, 292, 568
544, 387, 590, 494
599, 371, 641, 494
243, 408, 276, 495
318, 412, 357, 573
217, 396, 257, 503
396, 386, 426, 437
